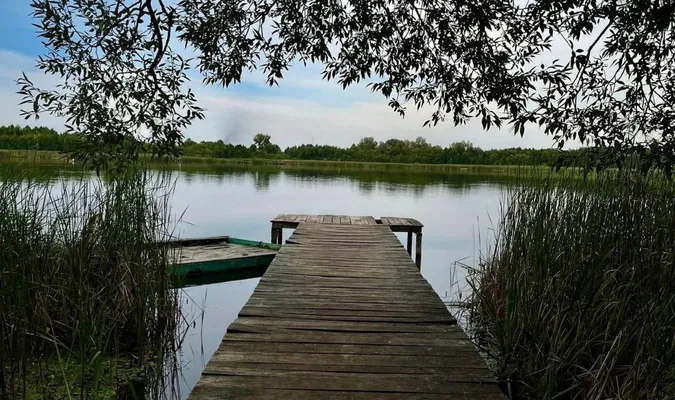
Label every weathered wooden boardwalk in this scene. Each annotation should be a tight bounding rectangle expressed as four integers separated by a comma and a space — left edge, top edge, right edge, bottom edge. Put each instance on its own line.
270, 214, 424, 268
190, 220, 504, 399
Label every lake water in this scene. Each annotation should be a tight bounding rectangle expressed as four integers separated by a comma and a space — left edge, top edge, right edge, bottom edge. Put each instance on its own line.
2, 163, 510, 398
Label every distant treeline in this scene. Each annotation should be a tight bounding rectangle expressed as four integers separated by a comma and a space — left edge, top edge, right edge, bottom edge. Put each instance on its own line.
0, 125, 82, 152
182, 136, 595, 167
0, 125, 595, 167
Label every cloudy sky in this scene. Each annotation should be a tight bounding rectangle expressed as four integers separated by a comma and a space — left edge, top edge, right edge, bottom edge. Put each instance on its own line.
0, 2, 561, 150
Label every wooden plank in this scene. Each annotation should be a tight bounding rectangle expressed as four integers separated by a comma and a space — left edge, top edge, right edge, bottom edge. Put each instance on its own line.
221, 331, 473, 347
216, 341, 482, 357
189, 222, 503, 399
407, 218, 424, 226
343, 216, 377, 225
192, 385, 501, 400
239, 307, 456, 323
177, 242, 277, 264
255, 280, 432, 290
381, 217, 405, 226
272, 214, 287, 222
296, 214, 308, 222
245, 299, 449, 313
228, 317, 458, 333
363, 216, 378, 225
250, 290, 444, 302
351, 216, 364, 225
192, 375, 503, 396
391, 217, 406, 225
208, 351, 486, 368
202, 369, 494, 382
239, 306, 451, 319
305, 215, 322, 223
203, 362, 491, 377
259, 273, 428, 284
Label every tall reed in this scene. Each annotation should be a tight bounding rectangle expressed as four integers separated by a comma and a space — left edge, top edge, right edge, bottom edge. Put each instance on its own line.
468, 170, 675, 399
0, 168, 181, 399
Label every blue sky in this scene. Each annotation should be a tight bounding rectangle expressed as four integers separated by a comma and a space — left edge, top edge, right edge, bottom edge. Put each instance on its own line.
0, 2, 559, 149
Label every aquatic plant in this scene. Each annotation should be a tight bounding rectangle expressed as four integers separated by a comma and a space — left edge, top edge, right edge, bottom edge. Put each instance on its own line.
0, 168, 182, 399
469, 170, 675, 399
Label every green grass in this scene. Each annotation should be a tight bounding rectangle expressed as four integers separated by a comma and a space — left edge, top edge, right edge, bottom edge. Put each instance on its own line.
467, 170, 675, 399
0, 149, 68, 163
178, 155, 546, 174
4, 355, 145, 400
0, 167, 182, 399
0, 148, 550, 175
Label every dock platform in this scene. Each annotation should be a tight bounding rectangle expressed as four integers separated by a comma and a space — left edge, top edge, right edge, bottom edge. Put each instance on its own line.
271, 214, 424, 268
189, 217, 504, 399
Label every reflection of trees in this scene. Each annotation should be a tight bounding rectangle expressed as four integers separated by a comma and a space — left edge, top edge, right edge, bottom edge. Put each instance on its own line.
173, 163, 517, 195
0, 163, 90, 184
253, 171, 272, 191
356, 181, 375, 196
175, 163, 282, 192
4, 161, 516, 197
278, 166, 516, 195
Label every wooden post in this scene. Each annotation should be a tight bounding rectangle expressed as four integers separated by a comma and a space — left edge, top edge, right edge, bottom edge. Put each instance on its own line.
271, 226, 283, 244
278, 228, 283, 245
271, 226, 278, 244
406, 232, 413, 255
415, 232, 422, 269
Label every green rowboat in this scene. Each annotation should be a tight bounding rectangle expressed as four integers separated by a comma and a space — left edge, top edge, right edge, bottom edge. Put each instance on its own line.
168, 236, 280, 278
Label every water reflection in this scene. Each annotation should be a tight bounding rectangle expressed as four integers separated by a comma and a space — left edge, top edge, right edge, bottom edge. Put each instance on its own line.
178, 266, 267, 288
174, 163, 515, 196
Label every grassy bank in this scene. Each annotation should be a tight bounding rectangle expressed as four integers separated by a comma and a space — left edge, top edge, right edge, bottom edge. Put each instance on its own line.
468, 171, 675, 399
0, 168, 181, 399
0, 149, 547, 175
0, 149, 69, 163
179, 155, 545, 175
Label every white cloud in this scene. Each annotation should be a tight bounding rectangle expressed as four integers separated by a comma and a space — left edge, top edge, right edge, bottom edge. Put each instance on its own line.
189, 88, 559, 149
0, 48, 562, 150
0, 50, 66, 130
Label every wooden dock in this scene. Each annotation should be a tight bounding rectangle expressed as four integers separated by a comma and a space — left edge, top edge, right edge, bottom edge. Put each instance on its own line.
271, 214, 424, 268
189, 217, 505, 399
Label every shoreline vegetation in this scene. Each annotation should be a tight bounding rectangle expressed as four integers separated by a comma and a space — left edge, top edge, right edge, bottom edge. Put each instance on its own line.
468, 170, 675, 399
0, 125, 600, 170
0, 149, 547, 175
0, 169, 182, 399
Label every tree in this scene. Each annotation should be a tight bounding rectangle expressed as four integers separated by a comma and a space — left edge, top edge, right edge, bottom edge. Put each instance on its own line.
253, 134, 272, 149
19, 0, 675, 170
357, 137, 378, 150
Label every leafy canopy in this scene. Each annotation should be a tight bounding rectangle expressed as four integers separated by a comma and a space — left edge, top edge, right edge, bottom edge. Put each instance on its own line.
20, 0, 675, 170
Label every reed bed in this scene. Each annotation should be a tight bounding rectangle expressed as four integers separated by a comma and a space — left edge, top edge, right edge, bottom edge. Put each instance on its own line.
468, 170, 675, 399
0, 168, 182, 399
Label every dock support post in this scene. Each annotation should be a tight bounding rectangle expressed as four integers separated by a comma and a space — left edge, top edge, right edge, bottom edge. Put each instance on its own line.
406, 232, 413, 255
415, 233, 422, 269
271, 227, 283, 245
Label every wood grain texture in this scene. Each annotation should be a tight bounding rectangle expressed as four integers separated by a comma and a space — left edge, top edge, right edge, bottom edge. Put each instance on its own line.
271, 215, 418, 227
177, 242, 277, 264
189, 223, 504, 399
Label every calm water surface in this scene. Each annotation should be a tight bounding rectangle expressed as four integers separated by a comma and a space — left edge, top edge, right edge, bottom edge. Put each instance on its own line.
3, 163, 510, 398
